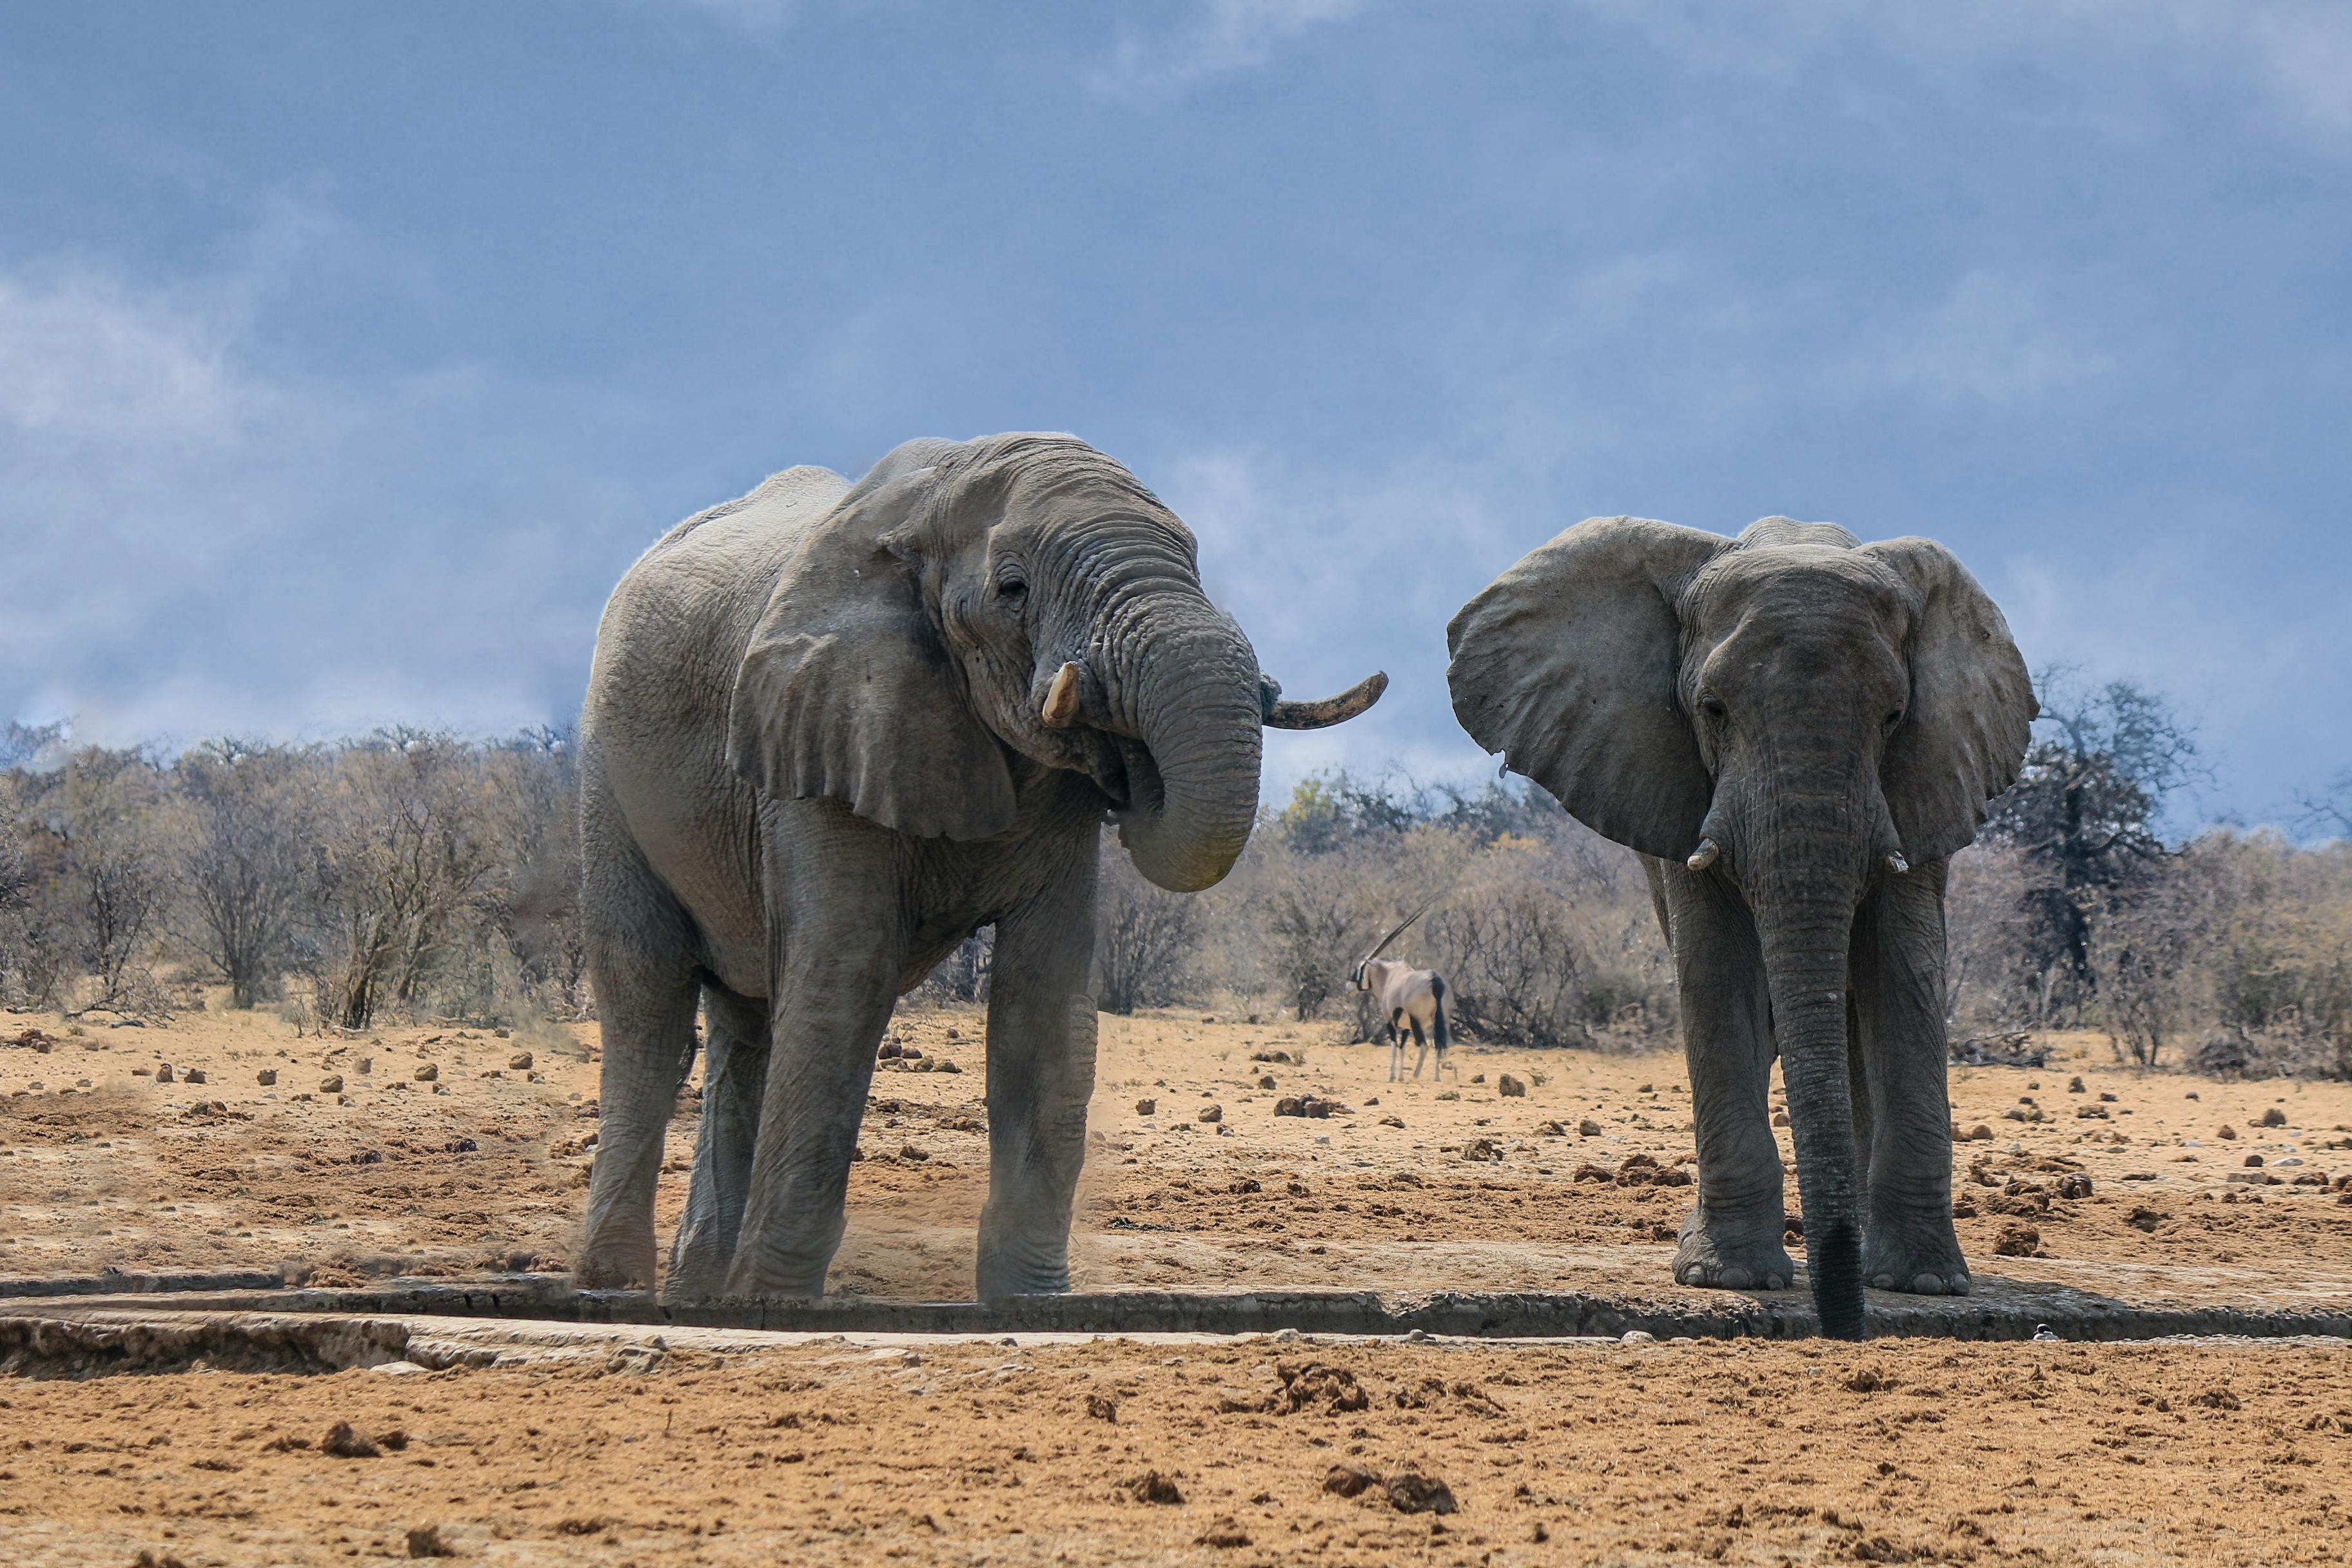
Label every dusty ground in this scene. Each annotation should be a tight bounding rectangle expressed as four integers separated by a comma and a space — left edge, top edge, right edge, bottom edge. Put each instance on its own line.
4, 1329, 2351, 1566
8, 1004, 2352, 1565
5, 1004, 2350, 1308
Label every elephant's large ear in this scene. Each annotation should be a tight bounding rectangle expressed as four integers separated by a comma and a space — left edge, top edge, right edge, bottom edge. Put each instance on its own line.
727, 467, 1017, 839
1447, 517, 1728, 859
1863, 538, 2035, 862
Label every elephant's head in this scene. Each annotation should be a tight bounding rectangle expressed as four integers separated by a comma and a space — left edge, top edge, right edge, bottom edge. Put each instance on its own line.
727, 434, 1384, 892
1446, 516, 2032, 1338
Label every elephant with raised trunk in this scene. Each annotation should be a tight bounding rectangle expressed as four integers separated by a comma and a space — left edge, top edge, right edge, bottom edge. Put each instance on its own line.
575, 433, 1383, 1304
1447, 517, 2032, 1338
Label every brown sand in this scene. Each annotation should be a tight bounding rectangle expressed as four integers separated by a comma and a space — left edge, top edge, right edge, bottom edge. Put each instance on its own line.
6, 1006, 2346, 1307
6, 1005, 2352, 1564
4, 1331, 2349, 1565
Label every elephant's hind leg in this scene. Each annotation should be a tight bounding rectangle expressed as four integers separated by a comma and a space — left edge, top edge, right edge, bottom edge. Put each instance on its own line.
665, 983, 770, 1302
576, 828, 701, 1294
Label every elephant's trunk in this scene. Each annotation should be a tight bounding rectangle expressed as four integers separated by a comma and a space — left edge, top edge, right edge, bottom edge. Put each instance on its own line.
1738, 746, 1879, 1340
1101, 603, 1264, 892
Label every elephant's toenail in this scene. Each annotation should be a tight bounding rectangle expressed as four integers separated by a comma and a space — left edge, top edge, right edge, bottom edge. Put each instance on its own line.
1870, 1273, 1895, 1289
1720, 1266, 1752, 1289
1914, 1273, 1943, 1293
1765, 1274, 1787, 1291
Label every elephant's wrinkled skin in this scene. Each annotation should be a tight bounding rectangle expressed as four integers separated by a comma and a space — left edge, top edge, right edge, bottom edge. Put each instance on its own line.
1447, 518, 2032, 1338
575, 435, 1380, 1303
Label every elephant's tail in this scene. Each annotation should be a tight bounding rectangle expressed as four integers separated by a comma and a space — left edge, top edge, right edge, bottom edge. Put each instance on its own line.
1431, 975, 1449, 1051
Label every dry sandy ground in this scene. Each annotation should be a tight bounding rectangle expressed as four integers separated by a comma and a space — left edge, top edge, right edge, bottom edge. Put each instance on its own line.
4, 1331, 2351, 1566
5, 1005, 2350, 1308
8, 1004, 2352, 1565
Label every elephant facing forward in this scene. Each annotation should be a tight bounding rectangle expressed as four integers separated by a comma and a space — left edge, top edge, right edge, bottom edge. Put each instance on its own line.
575, 433, 1382, 1303
1448, 518, 2032, 1338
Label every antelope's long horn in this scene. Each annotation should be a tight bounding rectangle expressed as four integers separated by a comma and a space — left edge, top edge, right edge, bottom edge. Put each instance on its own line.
1362, 901, 1432, 965
1263, 671, 1387, 730
1041, 662, 1083, 729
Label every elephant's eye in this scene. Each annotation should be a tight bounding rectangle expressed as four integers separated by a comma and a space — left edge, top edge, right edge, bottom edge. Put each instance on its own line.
995, 574, 1028, 604
1883, 708, 1905, 730
1699, 694, 1727, 722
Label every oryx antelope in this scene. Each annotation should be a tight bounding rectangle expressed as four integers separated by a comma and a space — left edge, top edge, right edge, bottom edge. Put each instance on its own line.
1352, 905, 1451, 1081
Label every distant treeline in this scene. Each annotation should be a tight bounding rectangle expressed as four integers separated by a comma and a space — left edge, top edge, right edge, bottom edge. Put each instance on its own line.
0, 723, 582, 1032
5, 678, 2350, 1076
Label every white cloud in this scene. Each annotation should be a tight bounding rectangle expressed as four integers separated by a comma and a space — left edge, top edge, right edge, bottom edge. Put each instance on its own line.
0, 242, 642, 750
0, 266, 254, 442
1090, 0, 1369, 99
1564, 0, 2352, 150
1877, 271, 2115, 407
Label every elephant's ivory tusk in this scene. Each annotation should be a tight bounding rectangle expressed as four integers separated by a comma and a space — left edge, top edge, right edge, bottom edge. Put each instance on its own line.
1687, 838, 1721, 871
1885, 852, 1910, 874
1041, 663, 1083, 729
1263, 671, 1387, 729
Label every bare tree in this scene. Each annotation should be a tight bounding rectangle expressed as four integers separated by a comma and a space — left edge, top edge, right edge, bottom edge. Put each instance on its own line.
175, 740, 322, 1008
28, 748, 175, 1015
2296, 771, 2352, 842
1982, 672, 2202, 1018
1094, 834, 1202, 1014
313, 730, 504, 1029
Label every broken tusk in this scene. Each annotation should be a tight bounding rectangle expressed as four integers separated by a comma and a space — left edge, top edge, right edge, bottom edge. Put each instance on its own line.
1885, 852, 1910, 874
1687, 838, 1720, 871
1263, 671, 1387, 729
1041, 662, 1083, 729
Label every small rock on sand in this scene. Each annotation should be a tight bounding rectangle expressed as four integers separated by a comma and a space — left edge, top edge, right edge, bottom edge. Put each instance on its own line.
321, 1421, 382, 1458
255, 1068, 277, 1086
1497, 1074, 1527, 1097
1135, 1098, 1157, 1116
1322, 1463, 1379, 1497
318, 1075, 343, 1094
1385, 1471, 1458, 1514
414, 1063, 439, 1082
1198, 1104, 1223, 1124
1086, 1393, 1119, 1423
406, 1523, 456, 1558
183, 1068, 207, 1085
1125, 1470, 1183, 1504
509, 1051, 533, 1070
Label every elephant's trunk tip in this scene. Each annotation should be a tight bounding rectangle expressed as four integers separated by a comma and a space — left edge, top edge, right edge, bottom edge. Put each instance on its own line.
1687, 838, 1721, 872
1885, 850, 1910, 875
1810, 1217, 1868, 1340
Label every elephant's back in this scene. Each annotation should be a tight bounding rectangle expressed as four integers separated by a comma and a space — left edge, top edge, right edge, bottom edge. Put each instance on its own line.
590, 465, 850, 704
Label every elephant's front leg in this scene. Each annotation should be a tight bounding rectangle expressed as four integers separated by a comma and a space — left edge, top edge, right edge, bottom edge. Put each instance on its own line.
723, 839, 906, 1301
1647, 857, 1796, 1293
976, 843, 1099, 1299
1852, 859, 1970, 1295
665, 985, 770, 1302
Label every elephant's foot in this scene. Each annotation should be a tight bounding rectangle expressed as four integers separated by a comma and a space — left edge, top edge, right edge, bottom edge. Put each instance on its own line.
1674, 1209, 1796, 1293
573, 1239, 658, 1293
1863, 1220, 1972, 1295
662, 1245, 733, 1306
977, 1228, 1072, 1300
720, 1262, 827, 1301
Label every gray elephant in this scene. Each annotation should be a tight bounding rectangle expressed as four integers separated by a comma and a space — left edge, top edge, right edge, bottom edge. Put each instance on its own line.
574, 433, 1382, 1303
1447, 517, 2031, 1338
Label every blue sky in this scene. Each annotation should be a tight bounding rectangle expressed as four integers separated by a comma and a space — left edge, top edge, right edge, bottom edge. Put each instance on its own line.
3, 1, 2347, 830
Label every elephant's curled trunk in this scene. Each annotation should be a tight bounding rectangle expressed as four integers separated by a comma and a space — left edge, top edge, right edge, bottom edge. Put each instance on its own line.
1107, 611, 1265, 893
